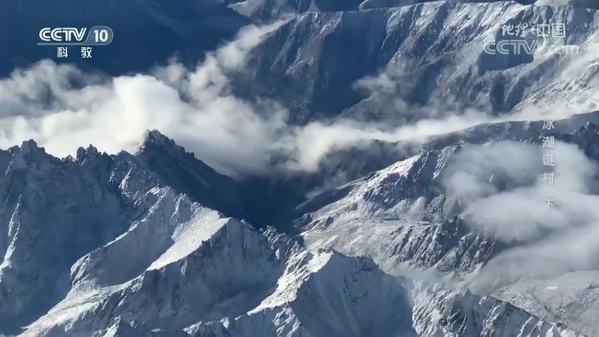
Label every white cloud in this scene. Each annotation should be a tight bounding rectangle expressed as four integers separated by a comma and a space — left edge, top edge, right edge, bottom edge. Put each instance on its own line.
0, 20, 596, 180
443, 141, 599, 290
0, 24, 290, 177
0, 22, 495, 179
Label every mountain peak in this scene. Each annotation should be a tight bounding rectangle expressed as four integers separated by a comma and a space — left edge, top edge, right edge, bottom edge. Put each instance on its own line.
75, 145, 101, 162
138, 130, 184, 156
135, 129, 245, 219
9, 139, 45, 156
143, 129, 173, 147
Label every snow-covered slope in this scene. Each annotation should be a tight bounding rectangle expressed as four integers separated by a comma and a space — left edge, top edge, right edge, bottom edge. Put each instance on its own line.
23, 215, 286, 336
0, 131, 243, 334
228, 0, 598, 23
298, 147, 504, 274
0, 142, 132, 331
0, 130, 588, 337
136, 131, 244, 218
298, 113, 599, 273
294, 115, 599, 335
494, 271, 599, 337
411, 285, 584, 337
20, 209, 584, 337
233, 1, 599, 123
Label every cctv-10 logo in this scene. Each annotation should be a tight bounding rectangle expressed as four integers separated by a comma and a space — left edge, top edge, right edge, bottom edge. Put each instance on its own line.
38, 26, 114, 45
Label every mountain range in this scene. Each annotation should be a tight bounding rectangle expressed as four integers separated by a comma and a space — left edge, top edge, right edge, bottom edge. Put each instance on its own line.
2, 0, 599, 336
0, 111, 597, 336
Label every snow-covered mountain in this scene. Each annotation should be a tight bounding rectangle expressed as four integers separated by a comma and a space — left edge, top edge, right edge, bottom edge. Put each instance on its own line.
295, 113, 599, 335
0, 129, 590, 337
227, 0, 599, 23
494, 271, 599, 337
230, 1, 599, 123
2, 0, 599, 336
0, 131, 243, 334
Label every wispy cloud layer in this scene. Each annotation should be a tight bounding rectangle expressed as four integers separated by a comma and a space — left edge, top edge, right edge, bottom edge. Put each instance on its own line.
443, 141, 599, 290
0, 21, 596, 178
0, 24, 487, 177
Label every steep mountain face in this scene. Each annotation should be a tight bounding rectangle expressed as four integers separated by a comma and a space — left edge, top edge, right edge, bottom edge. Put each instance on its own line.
293, 113, 599, 335
17, 201, 583, 337
0, 131, 243, 334
297, 113, 598, 270
136, 131, 245, 218
234, 1, 599, 123
24, 215, 287, 336
0, 143, 132, 331
297, 147, 503, 274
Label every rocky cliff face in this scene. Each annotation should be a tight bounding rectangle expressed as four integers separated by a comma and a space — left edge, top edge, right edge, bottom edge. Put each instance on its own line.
233, 2, 599, 123
0, 131, 243, 334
